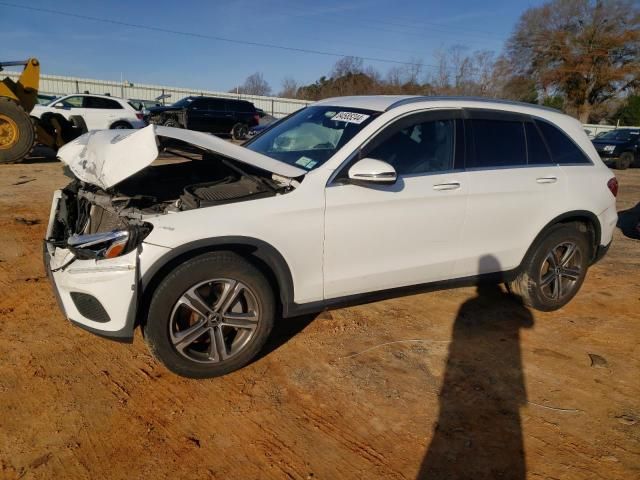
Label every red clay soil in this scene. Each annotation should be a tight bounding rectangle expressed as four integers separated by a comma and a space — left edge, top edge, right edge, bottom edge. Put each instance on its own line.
0, 159, 638, 479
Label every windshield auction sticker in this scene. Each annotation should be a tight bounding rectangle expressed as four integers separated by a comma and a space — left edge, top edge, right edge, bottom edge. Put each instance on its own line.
331, 111, 370, 124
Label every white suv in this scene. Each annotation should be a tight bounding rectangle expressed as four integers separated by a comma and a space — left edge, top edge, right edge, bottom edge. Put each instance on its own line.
44, 96, 618, 378
32, 94, 146, 131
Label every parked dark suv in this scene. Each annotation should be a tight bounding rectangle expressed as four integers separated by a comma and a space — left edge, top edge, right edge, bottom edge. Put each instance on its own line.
147, 96, 260, 140
592, 128, 640, 169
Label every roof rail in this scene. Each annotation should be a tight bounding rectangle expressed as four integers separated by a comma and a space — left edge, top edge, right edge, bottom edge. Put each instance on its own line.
385, 96, 562, 114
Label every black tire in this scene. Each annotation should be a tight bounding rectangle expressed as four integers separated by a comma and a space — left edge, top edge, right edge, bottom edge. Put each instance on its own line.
231, 123, 249, 140
110, 121, 132, 129
615, 152, 633, 170
143, 251, 275, 378
508, 223, 591, 312
163, 117, 181, 128
0, 97, 36, 164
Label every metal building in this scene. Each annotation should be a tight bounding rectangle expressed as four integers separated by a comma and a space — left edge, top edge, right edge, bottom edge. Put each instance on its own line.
3, 71, 311, 118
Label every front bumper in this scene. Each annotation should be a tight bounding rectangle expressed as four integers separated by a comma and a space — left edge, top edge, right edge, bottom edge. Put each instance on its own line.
44, 241, 139, 342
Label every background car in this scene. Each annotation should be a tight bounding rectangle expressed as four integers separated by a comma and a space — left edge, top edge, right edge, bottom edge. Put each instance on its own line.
146, 96, 260, 140
31, 93, 146, 130
591, 128, 640, 169
36, 93, 58, 105
128, 99, 162, 116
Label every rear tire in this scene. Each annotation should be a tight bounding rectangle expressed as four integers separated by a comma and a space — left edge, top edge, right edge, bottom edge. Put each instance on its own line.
615, 152, 633, 170
231, 123, 248, 140
0, 97, 36, 164
508, 224, 590, 311
143, 252, 275, 378
110, 121, 132, 129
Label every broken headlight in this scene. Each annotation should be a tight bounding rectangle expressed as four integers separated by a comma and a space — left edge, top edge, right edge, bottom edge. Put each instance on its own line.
67, 224, 152, 260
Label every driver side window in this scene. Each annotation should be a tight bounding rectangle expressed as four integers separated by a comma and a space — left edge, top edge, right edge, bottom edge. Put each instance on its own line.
55, 96, 83, 108
366, 115, 456, 175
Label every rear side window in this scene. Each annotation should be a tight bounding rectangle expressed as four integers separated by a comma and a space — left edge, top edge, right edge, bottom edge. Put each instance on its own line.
536, 120, 590, 164
235, 102, 256, 113
84, 96, 122, 109
467, 119, 526, 168
207, 99, 226, 111
525, 122, 553, 165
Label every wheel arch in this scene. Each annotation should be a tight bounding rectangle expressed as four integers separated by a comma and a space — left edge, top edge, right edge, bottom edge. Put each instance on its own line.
521, 210, 602, 268
109, 120, 133, 129
137, 236, 295, 327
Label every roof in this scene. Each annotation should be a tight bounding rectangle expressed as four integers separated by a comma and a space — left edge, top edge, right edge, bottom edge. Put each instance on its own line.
312, 95, 562, 115
62, 92, 128, 101
313, 95, 414, 111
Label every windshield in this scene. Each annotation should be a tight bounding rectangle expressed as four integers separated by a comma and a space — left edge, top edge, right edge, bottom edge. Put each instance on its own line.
244, 106, 378, 171
171, 97, 194, 108
598, 130, 639, 142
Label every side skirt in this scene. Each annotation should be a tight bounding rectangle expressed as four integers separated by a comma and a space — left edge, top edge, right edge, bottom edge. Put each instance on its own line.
283, 268, 519, 318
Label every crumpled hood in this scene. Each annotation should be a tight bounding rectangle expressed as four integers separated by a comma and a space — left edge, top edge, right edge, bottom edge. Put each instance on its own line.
57, 124, 306, 189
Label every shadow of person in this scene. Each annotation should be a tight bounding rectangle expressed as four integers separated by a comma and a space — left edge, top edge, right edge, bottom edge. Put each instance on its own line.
418, 255, 534, 480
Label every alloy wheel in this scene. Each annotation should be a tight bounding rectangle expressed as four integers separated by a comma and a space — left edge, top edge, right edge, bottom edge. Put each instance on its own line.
538, 241, 583, 301
169, 278, 260, 364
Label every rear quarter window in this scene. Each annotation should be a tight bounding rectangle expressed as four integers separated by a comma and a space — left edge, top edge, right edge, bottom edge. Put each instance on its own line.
230, 101, 255, 113
535, 120, 591, 164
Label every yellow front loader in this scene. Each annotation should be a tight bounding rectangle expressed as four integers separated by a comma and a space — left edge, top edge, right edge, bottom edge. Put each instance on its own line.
0, 58, 84, 164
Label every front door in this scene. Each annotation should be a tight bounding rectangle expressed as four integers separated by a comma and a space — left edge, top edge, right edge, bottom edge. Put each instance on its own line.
323, 110, 468, 299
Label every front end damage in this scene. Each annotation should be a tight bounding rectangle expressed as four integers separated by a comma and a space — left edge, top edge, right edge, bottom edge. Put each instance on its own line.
44, 125, 303, 340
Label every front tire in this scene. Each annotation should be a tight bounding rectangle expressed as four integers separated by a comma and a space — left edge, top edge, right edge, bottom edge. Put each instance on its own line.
163, 117, 181, 128
143, 252, 275, 378
508, 224, 590, 311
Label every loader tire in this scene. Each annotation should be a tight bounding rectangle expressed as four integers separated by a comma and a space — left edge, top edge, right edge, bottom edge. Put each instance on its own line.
0, 97, 36, 164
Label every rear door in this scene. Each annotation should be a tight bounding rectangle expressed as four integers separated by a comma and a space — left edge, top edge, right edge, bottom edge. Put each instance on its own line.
323, 109, 468, 298
453, 110, 566, 277
82, 96, 125, 130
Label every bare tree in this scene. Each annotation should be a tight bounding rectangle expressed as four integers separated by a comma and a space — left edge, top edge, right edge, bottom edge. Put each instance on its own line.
279, 76, 298, 98
506, 0, 640, 122
331, 56, 364, 77
232, 72, 272, 96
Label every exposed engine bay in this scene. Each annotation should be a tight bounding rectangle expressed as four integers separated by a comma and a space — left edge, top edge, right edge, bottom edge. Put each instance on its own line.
48, 146, 297, 256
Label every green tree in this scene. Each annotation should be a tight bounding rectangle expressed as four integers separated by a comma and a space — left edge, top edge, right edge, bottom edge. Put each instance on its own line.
616, 95, 640, 125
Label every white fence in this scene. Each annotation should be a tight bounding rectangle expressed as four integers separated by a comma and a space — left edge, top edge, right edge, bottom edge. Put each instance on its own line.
3, 71, 311, 118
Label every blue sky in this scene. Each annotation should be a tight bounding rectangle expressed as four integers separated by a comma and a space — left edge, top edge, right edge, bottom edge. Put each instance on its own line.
0, 0, 544, 94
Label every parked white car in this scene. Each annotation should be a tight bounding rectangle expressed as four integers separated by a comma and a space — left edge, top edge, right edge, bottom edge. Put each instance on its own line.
44, 96, 618, 378
32, 94, 146, 131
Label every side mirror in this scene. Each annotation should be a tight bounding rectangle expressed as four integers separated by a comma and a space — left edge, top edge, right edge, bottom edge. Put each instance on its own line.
53, 103, 65, 109
348, 158, 397, 185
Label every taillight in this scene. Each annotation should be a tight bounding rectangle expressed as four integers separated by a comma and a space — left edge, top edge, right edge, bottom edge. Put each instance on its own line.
136, 113, 144, 120
253, 114, 260, 123
607, 177, 618, 197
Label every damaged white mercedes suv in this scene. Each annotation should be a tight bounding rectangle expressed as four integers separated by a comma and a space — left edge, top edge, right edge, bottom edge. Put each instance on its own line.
44, 96, 618, 378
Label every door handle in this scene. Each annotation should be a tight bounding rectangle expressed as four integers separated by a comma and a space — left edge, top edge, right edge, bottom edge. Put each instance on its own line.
536, 176, 558, 184
433, 182, 461, 191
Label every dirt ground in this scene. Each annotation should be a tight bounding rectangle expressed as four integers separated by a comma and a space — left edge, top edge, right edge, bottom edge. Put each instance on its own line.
0, 152, 638, 480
